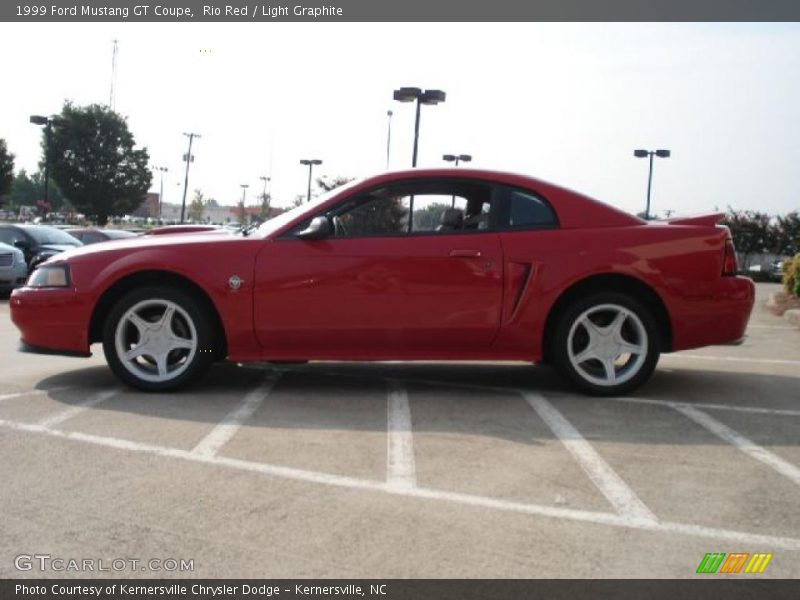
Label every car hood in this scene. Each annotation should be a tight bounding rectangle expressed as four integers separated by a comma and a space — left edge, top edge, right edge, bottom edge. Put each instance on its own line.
46, 230, 244, 264
36, 243, 81, 253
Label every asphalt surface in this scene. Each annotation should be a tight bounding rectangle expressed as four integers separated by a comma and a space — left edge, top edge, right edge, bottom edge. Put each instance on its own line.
0, 282, 798, 579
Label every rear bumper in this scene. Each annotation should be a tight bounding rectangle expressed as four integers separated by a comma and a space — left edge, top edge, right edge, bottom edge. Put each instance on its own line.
669, 276, 755, 352
9, 287, 92, 356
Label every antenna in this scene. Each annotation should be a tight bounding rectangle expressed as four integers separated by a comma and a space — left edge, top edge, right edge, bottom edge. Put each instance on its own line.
109, 39, 118, 110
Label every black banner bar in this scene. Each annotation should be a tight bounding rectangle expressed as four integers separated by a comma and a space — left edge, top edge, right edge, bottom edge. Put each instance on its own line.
3, 0, 800, 22
3, 580, 800, 600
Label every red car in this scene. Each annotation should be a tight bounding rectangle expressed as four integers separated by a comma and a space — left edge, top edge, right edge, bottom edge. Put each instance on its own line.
9, 169, 754, 395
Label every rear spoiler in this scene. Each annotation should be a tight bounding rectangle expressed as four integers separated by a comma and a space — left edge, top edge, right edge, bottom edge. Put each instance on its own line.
665, 213, 724, 227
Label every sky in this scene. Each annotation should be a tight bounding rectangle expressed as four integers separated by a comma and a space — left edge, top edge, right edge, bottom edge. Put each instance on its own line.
1, 22, 799, 216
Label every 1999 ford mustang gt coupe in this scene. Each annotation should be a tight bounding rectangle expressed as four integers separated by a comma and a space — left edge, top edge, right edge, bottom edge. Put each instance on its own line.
10, 169, 754, 395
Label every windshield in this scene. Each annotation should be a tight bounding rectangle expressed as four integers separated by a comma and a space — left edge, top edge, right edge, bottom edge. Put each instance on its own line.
253, 178, 363, 238
23, 226, 82, 245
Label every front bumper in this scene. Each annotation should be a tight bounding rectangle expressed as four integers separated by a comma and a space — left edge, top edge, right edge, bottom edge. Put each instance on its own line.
0, 262, 29, 289
9, 286, 92, 356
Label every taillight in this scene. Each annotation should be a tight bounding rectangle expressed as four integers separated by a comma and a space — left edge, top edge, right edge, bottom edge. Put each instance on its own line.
722, 238, 737, 276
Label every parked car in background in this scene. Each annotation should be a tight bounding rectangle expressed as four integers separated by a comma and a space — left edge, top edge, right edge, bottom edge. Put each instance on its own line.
66, 228, 139, 245
9, 168, 755, 396
0, 224, 83, 269
0, 242, 28, 292
769, 260, 785, 282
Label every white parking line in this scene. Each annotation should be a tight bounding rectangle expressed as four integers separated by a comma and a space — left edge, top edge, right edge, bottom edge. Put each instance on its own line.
672, 404, 800, 488
612, 396, 800, 418
275, 364, 800, 421
2, 415, 800, 550
36, 389, 119, 428
191, 375, 280, 458
748, 324, 796, 330
664, 354, 800, 366
522, 392, 658, 526
0, 391, 34, 403
386, 381, 416, 490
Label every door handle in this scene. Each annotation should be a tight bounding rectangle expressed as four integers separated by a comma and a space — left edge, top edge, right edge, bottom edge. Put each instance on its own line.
449, 249, 482, 258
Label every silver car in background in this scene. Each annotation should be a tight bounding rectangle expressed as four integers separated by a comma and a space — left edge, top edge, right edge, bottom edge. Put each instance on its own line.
0, 242, 28, 292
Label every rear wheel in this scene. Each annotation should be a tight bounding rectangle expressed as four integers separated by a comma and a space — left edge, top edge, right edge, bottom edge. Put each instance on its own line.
103, 287, 215, 391
552, 293, 660, 396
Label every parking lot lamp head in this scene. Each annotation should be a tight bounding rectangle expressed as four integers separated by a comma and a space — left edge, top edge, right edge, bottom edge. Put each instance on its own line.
443, 153, 471, 167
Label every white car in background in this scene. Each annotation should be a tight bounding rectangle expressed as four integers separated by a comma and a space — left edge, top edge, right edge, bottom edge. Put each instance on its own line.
0, 242, 28, 292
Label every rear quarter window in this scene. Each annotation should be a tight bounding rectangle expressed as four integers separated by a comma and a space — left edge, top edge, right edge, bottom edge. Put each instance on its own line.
509, 190, 557, 228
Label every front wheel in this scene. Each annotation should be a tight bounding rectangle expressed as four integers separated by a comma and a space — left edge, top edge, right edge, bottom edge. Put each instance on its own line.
552, 293, 660, 396
103, 287, 215, 392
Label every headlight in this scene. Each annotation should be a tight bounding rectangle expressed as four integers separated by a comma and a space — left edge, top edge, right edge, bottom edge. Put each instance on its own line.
27, 265, 71, 288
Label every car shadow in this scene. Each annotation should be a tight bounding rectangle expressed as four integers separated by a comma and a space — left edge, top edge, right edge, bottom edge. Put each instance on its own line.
25, 361, 800, 449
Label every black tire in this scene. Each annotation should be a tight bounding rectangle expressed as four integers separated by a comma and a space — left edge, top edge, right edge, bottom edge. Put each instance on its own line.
102, 286, 216, 392
551, 292, 660, 396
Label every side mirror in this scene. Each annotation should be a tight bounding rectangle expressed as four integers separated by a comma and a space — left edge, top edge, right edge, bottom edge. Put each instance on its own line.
296, 216, 332, 241
13, 240, 29, 250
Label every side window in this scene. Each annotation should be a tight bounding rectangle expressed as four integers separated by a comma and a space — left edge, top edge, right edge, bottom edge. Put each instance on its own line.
508, 190, 557, 228
328, 181, 495, 238
412, 196, 467, 232
335, 195, 411, 237
0, 229, 24, 246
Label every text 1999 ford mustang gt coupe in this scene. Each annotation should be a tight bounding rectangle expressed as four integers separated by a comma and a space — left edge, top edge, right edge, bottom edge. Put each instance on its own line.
10, 169, 754, 395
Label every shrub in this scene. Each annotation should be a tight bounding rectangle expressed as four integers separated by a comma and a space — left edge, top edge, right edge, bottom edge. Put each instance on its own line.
783, 255, 800, 297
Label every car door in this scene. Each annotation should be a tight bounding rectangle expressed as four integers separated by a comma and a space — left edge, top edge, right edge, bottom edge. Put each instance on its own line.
253, 179, 504, 356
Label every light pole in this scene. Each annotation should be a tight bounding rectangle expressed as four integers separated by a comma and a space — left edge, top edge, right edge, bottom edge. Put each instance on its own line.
153, 166, 168, 220
240, 184, 249, 224
300, 159, 322, 203
180, 132, 201, 224
392, 87, 446, 167
386, 110, 393, 169
259, 175, 271, 217
442, 153, 472, 167
29, 114, 67, 205
633, 148, 670, 220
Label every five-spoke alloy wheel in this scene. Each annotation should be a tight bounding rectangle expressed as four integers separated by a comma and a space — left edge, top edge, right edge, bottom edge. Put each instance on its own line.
553, 293, 660, 396
103, 287, 215, 391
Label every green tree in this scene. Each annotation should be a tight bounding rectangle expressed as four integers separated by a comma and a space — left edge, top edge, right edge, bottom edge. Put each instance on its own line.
7, 170, 36, 209
721, 208, 776, 269
316, 175, 354, 193
338, 195, 409, 236
46, 102, 152, 225
7, 169, 68, 211
187, 189, 206, 222
775, 211, 800, 256
0, 139, 14, 202
413, 202, 450, 231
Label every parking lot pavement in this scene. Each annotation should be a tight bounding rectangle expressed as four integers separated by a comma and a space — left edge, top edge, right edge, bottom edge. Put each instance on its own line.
0, 282, 798, 578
